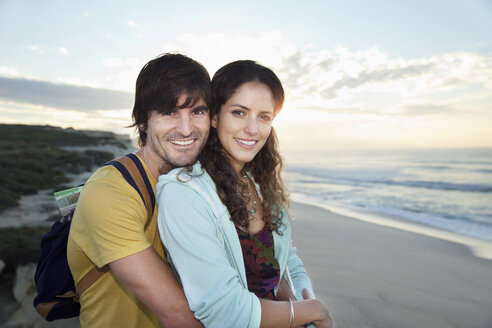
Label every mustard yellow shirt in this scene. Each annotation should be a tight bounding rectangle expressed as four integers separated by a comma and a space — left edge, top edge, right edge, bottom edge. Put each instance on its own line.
67, 154, 165, 328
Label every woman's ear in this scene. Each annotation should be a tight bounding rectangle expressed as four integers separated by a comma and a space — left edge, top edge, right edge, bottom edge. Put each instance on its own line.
211, 114, 218, 128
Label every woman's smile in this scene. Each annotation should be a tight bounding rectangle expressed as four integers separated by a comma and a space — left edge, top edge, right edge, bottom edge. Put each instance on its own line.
234, 137, 258, 148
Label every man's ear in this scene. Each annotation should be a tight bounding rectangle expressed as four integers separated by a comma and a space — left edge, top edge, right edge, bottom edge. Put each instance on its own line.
211, 114, 218, 128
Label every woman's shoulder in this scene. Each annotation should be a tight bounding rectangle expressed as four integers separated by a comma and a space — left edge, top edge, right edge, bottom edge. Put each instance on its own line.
156, 161, 216, 197
158, 162, 211, 188
156, 161, 228, 219
159, 161, 204, 180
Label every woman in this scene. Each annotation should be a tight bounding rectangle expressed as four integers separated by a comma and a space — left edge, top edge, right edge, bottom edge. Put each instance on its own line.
156, 60, 332, 328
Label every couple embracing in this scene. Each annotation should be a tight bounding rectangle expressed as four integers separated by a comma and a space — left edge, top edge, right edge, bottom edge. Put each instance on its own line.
67, 53, 333, 328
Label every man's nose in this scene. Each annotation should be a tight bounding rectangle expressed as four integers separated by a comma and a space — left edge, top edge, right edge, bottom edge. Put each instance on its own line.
176, 114, 192, 136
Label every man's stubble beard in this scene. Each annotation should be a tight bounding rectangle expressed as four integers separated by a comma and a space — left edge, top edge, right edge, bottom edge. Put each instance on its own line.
154, 133, 209, 174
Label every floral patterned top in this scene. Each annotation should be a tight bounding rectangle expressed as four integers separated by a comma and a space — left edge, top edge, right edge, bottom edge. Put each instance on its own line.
237, 225, 281, 300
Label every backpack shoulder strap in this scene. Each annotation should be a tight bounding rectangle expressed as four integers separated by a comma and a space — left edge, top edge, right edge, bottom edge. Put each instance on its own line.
76, 153, 155, 296
75, 265, 109, 297
105, 153, 156, 229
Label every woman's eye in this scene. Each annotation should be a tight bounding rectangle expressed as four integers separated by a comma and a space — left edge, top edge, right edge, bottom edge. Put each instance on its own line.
260, 114, 273, 121
232, 110, 244, 116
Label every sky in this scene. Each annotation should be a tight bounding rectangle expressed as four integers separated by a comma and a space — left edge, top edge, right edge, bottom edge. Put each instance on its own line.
0, 0, 491, 151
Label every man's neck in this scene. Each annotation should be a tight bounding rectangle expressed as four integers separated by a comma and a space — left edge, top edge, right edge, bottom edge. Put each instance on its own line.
135, 148, 173, 180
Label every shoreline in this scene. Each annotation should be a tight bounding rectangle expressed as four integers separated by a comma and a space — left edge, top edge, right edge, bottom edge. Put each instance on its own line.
289, 201, 492, 328
291, 194, 492, 261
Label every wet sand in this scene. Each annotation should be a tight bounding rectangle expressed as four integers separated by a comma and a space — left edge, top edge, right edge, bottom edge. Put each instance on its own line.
290, 202, 492, 328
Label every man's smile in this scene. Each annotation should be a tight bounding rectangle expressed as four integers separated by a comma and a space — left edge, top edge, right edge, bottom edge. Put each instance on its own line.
169, 139, 196, 146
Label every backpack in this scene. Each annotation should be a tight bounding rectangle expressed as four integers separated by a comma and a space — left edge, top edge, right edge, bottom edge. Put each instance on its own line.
33, 153, 155, 321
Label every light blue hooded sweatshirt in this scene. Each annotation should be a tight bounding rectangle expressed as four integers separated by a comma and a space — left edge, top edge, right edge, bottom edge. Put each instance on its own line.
156, 162, 314, 328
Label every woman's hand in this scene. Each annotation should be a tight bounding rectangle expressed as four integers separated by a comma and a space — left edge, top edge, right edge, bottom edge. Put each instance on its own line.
276, 279, 304, 328
277, 282, 334, 328
302, 289, 333, 328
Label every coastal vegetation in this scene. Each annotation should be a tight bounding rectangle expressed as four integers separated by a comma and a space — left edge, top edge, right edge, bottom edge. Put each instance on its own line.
0, 124, 126, 212
0, 123, 132, 278
0, 226, 47, 278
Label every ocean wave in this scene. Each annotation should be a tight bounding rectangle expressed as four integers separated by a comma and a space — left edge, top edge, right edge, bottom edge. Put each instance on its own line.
285, 149, 492, 242
297, 195, 492, 242
286, 168, 492, 193
381, 180, 492, 193
359, 203, 492, 242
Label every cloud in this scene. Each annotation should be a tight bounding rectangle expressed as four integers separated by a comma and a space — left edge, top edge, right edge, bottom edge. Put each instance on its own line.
157, 31, 490, 122
102, 57, 140, 69
126, 20, 136, 27
0, 66, 21, 78
59, 47, 69, 56
274, 45, 491, 118
27, 45, 45, 54
278, 51, 306, 90
321, 63, 436, 99
103, 57, 125, 68
4, 31, 490, 129
161, 31, 297, 75
0, 76, 133, 111
398, 103, 459, 116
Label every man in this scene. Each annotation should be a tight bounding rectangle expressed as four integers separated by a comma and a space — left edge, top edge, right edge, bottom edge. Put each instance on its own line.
67, 53, 210, 327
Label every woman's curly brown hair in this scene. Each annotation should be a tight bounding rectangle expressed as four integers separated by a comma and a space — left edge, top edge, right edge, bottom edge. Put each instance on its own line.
199, 60, 289, 232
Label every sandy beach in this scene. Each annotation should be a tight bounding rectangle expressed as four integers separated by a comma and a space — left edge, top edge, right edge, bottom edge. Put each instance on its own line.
2, 199, 491, 327
290, 201, 492, 328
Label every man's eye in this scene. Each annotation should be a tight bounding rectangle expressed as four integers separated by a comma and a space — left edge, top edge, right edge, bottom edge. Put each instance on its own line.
192, 106, 208, 115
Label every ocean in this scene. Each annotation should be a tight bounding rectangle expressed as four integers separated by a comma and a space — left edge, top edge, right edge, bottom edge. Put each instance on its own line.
283, 148, 492, 242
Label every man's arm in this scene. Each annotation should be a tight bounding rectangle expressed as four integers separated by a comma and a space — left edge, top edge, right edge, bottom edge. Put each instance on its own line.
109, 246, 203, 328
